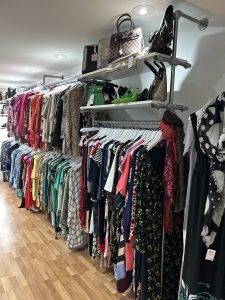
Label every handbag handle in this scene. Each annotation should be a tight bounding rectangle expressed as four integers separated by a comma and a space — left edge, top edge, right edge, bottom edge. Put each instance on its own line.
144, 60, 158, 76
116, 14, 135, 34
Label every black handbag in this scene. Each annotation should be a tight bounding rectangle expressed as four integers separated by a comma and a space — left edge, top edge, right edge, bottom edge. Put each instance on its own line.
108, 14, 144, 63
82, 44, 98, 74
148, 5, 174, 56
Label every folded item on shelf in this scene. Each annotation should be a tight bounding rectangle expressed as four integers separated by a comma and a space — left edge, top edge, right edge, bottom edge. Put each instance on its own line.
82, 44, 98, 74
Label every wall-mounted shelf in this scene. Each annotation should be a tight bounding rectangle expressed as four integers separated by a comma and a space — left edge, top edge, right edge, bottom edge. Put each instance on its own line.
79, 52, 191, 82
80, 100, 188, 112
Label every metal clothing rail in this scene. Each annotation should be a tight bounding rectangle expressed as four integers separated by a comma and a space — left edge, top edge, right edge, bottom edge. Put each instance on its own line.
42, 74, 64, 86
93, 120, 160, 129
42, 75, 80, 90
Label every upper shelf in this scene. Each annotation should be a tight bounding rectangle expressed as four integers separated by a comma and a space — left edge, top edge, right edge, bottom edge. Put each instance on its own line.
80, 100, 188, 112
79, 52, 191, 82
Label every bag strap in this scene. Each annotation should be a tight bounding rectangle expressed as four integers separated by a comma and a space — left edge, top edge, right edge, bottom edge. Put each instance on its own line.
144, 60, 158, 76
116, 14, 135, 34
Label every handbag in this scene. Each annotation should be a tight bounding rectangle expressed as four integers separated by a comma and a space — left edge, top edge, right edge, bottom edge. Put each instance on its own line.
148, 5, 174, 56
144, 60, 167, 101
82, 45, 98, 74
108, 13, 144, 63
97, 38, 110, 69
85, 83, 105, 106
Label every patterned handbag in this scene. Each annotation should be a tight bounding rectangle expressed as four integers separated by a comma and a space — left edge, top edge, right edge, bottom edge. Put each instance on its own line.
108, 14, 144, 63
145, 60, 167, 101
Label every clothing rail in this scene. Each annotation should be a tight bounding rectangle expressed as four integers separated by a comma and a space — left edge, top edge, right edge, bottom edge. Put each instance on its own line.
93, 120, 160, 129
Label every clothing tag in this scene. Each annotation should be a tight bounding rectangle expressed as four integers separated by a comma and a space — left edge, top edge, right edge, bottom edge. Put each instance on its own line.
87, 94, 94, 106
119, 49, 123, 55
205, 249, 216, 261
128, 56, 134, 69
104, 93, 109, 101
91, 53, 98, 61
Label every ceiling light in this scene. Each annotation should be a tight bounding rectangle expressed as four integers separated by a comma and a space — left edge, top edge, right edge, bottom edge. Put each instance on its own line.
131, 5, 155, 17
54, 53, 68, 59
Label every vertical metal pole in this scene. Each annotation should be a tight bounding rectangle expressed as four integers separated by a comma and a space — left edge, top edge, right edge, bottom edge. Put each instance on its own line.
168, 14, 179, 106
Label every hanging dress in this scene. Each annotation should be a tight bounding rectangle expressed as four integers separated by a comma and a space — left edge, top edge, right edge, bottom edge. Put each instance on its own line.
180, 111, 225, 299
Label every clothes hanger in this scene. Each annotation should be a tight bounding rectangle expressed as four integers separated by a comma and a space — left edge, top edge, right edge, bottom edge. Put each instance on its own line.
146, 131, 163, 151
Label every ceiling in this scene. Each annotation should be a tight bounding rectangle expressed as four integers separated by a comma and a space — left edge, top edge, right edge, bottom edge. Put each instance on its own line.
1, 0, 224, 88
0, 0, 172, 87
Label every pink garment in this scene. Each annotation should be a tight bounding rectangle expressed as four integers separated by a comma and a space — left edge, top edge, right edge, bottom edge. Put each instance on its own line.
17, 92, 33, 137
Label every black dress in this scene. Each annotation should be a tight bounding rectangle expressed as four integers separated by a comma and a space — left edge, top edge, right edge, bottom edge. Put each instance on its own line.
180, 113, 225, 299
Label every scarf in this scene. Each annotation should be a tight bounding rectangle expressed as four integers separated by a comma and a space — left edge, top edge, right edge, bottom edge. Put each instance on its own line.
160, 119, 178, 232
197, 98, 225, 247
163, 110, 188, 213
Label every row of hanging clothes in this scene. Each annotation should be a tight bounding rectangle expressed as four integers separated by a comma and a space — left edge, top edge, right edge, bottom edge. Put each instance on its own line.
180, 96, 225, 299
79, 110, 189, 299
7, 142, 88, 249
7, 82, 84, 156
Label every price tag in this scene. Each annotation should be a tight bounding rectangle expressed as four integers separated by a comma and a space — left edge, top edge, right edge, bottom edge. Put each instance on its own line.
128, 56, 134, 69
205, 249, 216, 261
91, 54, 98, 61
87, 94, 95, 106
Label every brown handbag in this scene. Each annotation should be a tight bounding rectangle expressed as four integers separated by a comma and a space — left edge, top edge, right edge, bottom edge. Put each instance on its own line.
145, 60, 167, 101
108, 14, 144, 63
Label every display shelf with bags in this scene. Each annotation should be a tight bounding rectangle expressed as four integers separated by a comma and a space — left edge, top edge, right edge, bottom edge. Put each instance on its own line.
80, 8, 208, 114
79, 51, 191, 82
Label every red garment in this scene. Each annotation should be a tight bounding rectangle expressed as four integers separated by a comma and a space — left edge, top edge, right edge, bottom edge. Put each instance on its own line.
160, 119, 178, 233
29, 95, 39, 147
117, 139, 144, 197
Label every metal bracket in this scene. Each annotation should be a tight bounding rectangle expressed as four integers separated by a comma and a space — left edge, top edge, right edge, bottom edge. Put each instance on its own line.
174, 10, 208, 30
42, 74, 64, 86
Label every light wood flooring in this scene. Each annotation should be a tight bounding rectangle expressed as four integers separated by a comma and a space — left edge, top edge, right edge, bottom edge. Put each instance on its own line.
0, 182, 133, 300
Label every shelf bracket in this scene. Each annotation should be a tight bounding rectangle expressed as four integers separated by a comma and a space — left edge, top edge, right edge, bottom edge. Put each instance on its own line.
174, 10, 208, 31
168, 10, 208, 106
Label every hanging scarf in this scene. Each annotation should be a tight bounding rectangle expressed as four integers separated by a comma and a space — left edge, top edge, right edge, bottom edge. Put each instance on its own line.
160, 119, 178, 232
197, 98, 225, 247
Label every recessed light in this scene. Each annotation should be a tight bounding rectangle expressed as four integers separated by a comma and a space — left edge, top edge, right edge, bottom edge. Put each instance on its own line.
131, 5, 155, 17
54, 53, 68, 59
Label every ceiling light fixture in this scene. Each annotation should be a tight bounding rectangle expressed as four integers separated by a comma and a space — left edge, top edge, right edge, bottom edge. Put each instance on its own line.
54, 53, 68, 59
131, 5, 155, 17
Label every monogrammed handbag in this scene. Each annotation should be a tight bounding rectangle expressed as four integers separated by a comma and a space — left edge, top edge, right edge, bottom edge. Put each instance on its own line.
145, 60, 167, 101
108, 14, 144, 63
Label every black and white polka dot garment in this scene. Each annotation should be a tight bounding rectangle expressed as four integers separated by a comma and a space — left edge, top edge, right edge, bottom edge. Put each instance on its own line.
197, 98, 225, 247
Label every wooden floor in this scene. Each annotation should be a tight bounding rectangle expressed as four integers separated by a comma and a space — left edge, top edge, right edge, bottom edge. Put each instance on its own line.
0, 182, 133, 300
